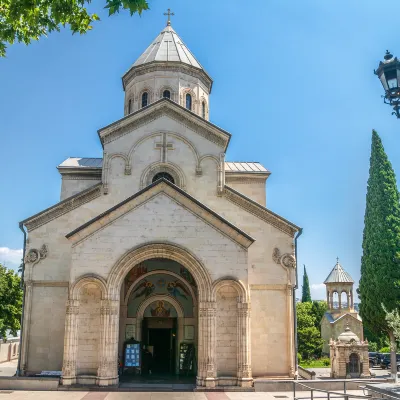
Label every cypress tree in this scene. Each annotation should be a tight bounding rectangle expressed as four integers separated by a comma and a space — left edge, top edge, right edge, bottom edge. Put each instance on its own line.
359, 130, 400, 381
302, 265, 312, 303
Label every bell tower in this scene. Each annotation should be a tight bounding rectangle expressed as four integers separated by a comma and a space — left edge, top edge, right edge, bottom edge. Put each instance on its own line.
121, 9, 213, 120
324, 258, 354, 313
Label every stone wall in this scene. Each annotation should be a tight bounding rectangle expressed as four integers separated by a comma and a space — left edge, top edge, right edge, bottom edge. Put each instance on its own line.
76, 284, 101, 375
216, 286, 238, 377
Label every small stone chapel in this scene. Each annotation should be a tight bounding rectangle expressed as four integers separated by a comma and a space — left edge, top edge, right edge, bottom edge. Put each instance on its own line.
19, 13, 301, 388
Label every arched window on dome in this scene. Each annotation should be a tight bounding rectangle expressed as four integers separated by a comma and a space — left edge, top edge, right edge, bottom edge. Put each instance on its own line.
163, 90, 171, 99
202, 101, 206, 118
152, 172, 175, 184
141, 92, 148, 108
128, 99, 132, 114
186, 93, 192, 110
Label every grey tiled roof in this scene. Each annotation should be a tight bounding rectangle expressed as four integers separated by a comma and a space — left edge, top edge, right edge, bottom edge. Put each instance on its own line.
225, 162, 269, 174
324, 261, 354, 284
132, 25, 203, 69
58, 158, 269, 174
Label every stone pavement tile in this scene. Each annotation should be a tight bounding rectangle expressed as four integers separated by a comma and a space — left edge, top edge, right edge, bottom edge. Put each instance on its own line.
150, 392, 194, 400
205, 393, 230, 400
1, 391, 89, 400
82, 392, 109, 400
105, 392, 152, 400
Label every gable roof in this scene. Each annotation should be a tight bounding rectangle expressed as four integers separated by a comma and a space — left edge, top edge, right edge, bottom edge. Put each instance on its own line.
223, 185, 300, 237
66, 178, 255, 249
324, 260, 354, 284
324, 312, 362, 324
97, 98, 230, 150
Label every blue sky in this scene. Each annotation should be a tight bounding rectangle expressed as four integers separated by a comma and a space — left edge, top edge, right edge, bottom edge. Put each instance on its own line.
1, 0, 399, 300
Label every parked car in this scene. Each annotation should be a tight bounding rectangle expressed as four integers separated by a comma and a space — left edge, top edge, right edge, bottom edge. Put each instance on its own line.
369, 352, 381, 367
381, 354, 400, 369
387, 361, 400, 372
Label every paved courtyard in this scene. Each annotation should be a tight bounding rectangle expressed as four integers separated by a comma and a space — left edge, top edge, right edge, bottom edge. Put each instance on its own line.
0, 390, 366, 400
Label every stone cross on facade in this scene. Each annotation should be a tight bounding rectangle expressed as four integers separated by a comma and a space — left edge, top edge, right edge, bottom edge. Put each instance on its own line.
164, 8, 174, 26
155, 133, 174, 162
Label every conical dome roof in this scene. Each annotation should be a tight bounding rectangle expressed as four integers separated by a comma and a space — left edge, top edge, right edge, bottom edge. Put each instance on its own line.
324, 259, 354, 284
132, 24, 203, 69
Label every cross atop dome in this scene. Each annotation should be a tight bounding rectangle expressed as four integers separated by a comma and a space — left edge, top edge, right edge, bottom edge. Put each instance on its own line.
164, 8, 175, 26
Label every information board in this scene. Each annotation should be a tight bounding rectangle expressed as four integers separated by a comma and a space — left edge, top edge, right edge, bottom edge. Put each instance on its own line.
124, 342, 141, 368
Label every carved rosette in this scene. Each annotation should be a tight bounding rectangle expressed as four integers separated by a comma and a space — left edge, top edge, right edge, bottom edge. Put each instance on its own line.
25, 244, 48, 266
272, 247, 296, 269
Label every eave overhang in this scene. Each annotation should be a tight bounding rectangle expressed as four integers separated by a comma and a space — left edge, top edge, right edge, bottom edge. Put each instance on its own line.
97, 98, 231, 151
223, 185, 300, 237
66, 178, 255, 249
122, 61, 213, 93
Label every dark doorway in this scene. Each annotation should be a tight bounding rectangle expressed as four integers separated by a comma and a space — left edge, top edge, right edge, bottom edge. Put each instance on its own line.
149, 328, 174, 374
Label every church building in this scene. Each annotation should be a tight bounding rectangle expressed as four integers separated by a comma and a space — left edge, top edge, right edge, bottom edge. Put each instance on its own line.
19, 14, 301, 388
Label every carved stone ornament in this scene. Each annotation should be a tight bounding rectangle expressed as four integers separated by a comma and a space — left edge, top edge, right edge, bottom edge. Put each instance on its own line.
25, 244, 48, 265
272, 247, 296, 269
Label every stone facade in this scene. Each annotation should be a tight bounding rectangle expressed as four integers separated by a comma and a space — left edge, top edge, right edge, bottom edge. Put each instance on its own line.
321, 260, 363, 354
330, 326, 370, 379
19, 20, 300, 387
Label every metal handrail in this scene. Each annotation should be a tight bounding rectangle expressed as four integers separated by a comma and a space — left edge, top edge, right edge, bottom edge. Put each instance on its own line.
293, 379, 395, 400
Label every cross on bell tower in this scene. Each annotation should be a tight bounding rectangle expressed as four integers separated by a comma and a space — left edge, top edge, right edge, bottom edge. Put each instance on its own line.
163, 8, 174, 26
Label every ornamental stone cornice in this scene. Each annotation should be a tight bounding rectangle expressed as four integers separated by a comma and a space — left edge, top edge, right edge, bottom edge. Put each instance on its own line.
225, 176, 268, 184
122, 61, 213, 93
61, 173, 102, 181
21, 183, 102, 232
223, 185, 300, 237
66, 178, 254, 249
97, 99, 231, 151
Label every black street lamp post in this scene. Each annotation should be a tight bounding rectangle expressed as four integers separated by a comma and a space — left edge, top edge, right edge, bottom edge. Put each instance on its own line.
375, 50, 400, 118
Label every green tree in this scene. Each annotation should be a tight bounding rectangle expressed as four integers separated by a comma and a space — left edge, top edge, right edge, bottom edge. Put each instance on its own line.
0, 0, 150, 57
311, 300, 328, 332
302, 265, 312, 303
0, 264, 23, 339
358, 130, 400, 381
297, 302, 323, 359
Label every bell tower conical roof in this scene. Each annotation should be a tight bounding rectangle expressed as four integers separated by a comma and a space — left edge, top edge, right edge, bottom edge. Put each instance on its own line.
132, 24, 204, 70
324, 258, 354, 284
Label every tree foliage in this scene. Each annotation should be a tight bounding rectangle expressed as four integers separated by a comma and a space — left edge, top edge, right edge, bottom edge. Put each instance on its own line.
358, 130, 400, 380
0, 264, 22, 338
297, 302, 323, 359
0, 0, 150, 56
311, 300, 328, 332
302, 265, 312, 303
358, 130, 400, 336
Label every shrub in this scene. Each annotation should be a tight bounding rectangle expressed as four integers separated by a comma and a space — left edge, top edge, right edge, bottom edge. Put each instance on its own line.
297, 353, 302, 364
322, 357, 330, 366
380, 346, 390, 353
368, 342, 378, 352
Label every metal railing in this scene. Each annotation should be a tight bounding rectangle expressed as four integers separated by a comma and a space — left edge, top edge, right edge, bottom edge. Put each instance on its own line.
293, 380, 398, 400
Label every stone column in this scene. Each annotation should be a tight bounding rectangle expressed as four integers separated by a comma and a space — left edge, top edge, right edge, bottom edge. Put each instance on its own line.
61, 299, 79, 385
97, 299, 119, 386
197, 302, 216, 387
237, 302, 252, 387
338, 291, 342, 310
19, 280, 33, 375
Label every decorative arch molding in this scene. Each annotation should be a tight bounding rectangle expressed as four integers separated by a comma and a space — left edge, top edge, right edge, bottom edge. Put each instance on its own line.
200, 96, 209, 120
123, 269, 197, 306
168, 132, 201, 172
211, 278, 249, 303
107, 242, 213, 302
138, 87, 154, 108
158, 85, 177, 103
70, 274, 108, 300
102, 152, 131, 195
140, 161, 186, 190
136, 294, 184, 319
181, 88, 197, 113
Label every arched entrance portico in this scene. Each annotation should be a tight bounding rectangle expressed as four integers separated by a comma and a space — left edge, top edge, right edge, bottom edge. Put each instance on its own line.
62, 243, 252, 387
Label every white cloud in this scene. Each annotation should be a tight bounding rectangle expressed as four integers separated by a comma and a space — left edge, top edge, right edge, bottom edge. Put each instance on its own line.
311, 283, 326, 300
0, 247, 23, 269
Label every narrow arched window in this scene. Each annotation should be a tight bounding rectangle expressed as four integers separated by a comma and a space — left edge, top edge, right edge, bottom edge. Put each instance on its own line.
141, 92, 148, 108
128, 99, 132, 114
163, 90, 171, 99
152, 172, 175, 184
186, 93, 192, 110
202, 101, 206, 118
